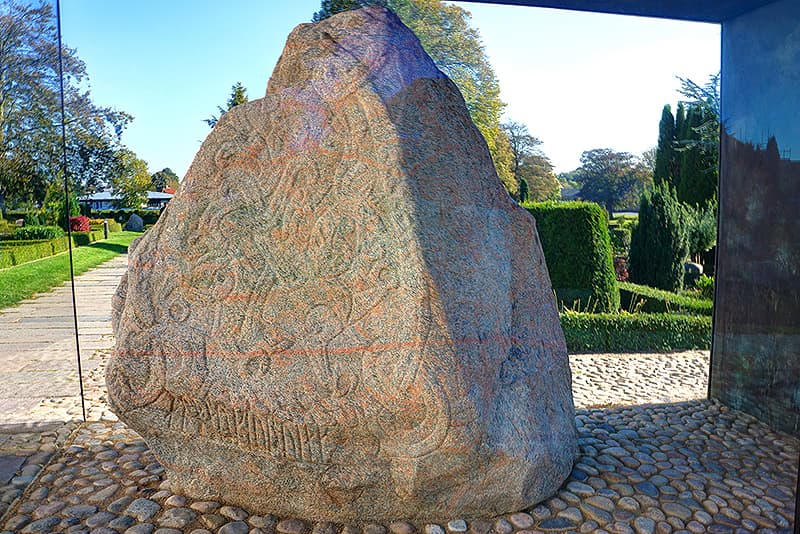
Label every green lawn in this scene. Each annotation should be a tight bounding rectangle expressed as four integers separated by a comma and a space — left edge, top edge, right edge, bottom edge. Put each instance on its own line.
0, 231, 140, 310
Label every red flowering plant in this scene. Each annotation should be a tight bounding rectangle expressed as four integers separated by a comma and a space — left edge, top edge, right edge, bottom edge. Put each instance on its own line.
69, 215, 90, 232
614, 256, 629, 282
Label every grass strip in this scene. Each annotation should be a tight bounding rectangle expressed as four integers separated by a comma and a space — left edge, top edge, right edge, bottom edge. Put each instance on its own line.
0, 231, 139, 310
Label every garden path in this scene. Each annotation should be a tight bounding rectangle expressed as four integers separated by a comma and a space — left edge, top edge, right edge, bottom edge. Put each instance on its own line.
0, 255, 126, 429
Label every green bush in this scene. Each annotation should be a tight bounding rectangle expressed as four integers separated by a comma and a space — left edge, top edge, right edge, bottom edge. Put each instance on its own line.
0, 236, 72, 268
108, 220, 122, 233
72, 230, 106, 246
522, 201, 619, 312
560, 311, 711, 353
629, 184, 688, 292
9, 225, 66, 241
609, 226, 632, 256
619, 281, 712, 316
694, 274, 714, 300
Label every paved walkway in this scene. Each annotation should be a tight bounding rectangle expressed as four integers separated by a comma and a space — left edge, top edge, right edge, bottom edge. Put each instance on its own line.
0, 255, 126, 429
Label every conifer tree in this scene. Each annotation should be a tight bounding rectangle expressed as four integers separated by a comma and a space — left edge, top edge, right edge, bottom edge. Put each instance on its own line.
628, 183, 688, 292
654, 105, 675, 187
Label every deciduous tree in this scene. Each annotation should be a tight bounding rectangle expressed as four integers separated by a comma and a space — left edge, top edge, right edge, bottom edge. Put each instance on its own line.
574, 149, 652, 216
151, 167, 180, 191
110, 149, 151, 209
0, 0, 130, 213
502, 120, 559, 201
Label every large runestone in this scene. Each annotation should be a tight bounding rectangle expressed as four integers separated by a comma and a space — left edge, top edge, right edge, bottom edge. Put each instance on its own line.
107, 6, 577, 523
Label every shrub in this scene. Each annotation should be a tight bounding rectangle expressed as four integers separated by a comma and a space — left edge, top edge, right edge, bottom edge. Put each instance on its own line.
613, 256, 628, 282
72, 230, 105, 246
694, 274, 714, 300
0, 236, 72, 268
70, 215, 90, 232
629, 184, 688, 292
560, 311, 711, 353
522, 201, 619, 312
609, 226, 632, 256
619, 281, 712, 316
108, 220, 122, 233
12, 225, 65, 241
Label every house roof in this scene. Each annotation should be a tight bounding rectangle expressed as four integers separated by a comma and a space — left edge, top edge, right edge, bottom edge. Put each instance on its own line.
80, 191, 174, 201
461, 0, 778, 23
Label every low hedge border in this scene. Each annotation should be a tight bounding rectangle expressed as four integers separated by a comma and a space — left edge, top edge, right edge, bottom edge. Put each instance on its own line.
89, 220, 123, 233
72, 230, 106, 246
560, 312, 711, 353
0, 236, 73, 268
619, 281, 713, 316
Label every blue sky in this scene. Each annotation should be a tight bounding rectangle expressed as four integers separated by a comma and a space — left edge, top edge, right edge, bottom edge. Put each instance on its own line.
61, 1, 720, 177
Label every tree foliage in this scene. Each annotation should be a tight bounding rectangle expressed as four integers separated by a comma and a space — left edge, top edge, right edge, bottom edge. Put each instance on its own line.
0, 0, 131, 214
110, 149, 151, 209
312, 0, 516, 196
205, 82, 248, 128
151, 167, 179, 191
654, 105, 675, 186
628, 183, 689, 292
502, 120, 559, 202
683, 200, 716, 263
574, 148, 652, 215
654, 74, 719, 207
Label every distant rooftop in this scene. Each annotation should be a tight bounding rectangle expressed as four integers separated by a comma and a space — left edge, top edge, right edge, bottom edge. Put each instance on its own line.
80, 190, 173, 201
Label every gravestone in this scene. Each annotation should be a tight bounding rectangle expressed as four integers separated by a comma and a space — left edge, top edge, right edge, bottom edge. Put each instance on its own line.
122, 213, 144, 232
107, 6, 577, 523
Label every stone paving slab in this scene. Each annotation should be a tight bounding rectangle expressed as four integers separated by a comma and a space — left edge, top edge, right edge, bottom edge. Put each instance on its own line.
0, 255, 127, 427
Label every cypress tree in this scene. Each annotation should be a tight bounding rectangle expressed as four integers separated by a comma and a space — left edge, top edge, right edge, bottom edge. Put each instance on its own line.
518, 177, 529, 203
628, 183, 689, 292
654, 105, 675, 187
677, 106, 717, 206
675, 103, 687, 139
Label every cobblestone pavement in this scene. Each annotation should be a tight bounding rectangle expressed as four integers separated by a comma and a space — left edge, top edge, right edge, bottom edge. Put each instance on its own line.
1, 400, 796, 534
1, 256, 796, 531
570, 351, 710, 408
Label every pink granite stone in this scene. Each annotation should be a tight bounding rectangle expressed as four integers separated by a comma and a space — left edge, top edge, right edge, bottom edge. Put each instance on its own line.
107, 6, 577, 523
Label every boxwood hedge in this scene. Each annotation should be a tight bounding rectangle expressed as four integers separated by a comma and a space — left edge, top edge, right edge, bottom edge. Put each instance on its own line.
0, 236, 72, 268
522, 201, 619, 312
560, 312, 711, 353
619, 281, 712, 316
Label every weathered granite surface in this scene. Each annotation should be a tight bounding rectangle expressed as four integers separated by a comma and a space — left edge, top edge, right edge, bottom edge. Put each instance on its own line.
107, 6, 577, 523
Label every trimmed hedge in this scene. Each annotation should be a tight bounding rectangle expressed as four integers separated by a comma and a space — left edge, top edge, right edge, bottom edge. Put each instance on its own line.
522, 201, 619, 312
0, 236, 72, 268
88, 219, 123, 233
72, 230, 106, 246
619, 281, 712, 316
0, 225, 65, 241
560, 312, 711, 353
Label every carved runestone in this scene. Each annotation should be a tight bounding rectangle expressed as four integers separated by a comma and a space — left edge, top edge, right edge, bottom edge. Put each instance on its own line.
107, 6, 578, 524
